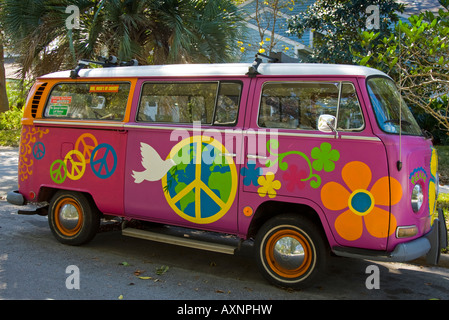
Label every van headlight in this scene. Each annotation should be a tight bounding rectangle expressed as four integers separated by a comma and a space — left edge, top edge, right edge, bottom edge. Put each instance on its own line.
411, 184, 424, 212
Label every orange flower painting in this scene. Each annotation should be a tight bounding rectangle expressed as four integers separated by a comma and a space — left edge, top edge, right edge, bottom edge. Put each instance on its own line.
321, 161, 402, 241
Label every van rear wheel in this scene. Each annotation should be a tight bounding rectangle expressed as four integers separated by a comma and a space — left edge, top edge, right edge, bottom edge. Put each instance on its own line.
254, 214, 328, 289
48, 191, 100, 245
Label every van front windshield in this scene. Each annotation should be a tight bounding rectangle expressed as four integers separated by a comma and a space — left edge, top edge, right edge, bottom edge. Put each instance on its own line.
367, 77, 422, 136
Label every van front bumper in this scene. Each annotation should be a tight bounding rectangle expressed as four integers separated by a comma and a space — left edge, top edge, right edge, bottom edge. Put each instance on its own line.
333, 209, 448, 265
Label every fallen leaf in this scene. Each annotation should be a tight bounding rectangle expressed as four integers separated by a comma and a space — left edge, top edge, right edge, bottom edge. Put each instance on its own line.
118, 295, 124, 300
138, 276, 153, 280
120, 261, 130, 266
156, 265, 169, 275
134, 270, 145, 276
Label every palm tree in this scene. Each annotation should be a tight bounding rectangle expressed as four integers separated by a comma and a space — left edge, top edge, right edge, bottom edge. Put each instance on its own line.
146, 0, 245, 64
1, 0, 245, 80
1, 0, 90, 78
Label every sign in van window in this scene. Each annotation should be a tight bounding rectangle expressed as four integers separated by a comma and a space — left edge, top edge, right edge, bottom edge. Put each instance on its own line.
258, 82, 364, 131
44, 83, 130, 121
137, 82, 242, 126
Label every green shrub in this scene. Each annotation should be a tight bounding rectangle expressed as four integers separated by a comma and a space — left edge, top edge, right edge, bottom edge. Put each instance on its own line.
0, 107, 23, 147
0, 80, 29, 147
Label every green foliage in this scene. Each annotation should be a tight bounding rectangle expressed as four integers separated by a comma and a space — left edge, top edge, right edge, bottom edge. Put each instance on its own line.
0, 80, 28, 147
287, 0, 404, 64
0, 106, 21, 131
6, 80, 28, 109
0, 106, 23, 147
355, 3, 449, 135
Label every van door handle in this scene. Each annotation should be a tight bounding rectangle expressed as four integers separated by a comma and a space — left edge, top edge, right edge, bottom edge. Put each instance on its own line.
219, 153, 237, 158
247, 154, 268, 160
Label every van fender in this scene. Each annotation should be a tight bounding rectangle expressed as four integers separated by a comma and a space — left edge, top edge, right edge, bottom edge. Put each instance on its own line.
246, 197, 337, 247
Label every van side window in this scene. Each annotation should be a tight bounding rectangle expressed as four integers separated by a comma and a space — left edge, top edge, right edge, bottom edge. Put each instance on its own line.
258, 82, 364, 131
214, 82, 241, 126
137, 82, 241, 126
44, 82, 130, 121
337, 83, 364, 131
258, 82, 339, 130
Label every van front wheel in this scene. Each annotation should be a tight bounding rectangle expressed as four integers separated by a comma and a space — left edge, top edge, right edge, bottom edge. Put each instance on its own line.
254, 214, 328, 289
48, 191, 100, 245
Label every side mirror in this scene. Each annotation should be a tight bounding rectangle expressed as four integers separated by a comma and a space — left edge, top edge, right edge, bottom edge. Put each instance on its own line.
318, 114, 337, 133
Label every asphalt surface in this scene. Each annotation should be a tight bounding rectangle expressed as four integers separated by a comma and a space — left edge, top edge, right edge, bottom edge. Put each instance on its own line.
1, 146, 449, 301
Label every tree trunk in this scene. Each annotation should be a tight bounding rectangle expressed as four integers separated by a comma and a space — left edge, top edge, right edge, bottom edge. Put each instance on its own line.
0, 38, 10, 113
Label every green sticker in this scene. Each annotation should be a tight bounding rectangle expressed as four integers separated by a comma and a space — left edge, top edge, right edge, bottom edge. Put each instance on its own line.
48, 105, 69, 116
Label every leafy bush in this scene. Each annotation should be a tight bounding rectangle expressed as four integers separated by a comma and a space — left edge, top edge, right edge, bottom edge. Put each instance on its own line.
0, 106, 23, 147
0, 80, 28, 147
0, 106, 22, 130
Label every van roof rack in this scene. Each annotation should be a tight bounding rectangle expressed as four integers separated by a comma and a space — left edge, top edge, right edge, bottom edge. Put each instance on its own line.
247, 51, 299, 77
70, 55, 138, 79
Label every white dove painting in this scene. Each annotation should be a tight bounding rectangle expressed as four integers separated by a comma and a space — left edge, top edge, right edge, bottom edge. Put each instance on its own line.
132, 142, 175, 183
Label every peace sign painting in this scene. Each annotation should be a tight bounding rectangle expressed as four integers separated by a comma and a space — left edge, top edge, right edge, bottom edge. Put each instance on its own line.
133, 136, 237, 224
48, 133, 117, 184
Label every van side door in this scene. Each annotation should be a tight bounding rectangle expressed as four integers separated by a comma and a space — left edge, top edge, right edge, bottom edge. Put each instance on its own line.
124, 79, 248, 234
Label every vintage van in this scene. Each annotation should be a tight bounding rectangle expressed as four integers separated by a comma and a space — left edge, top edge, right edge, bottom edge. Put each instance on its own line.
7, 55, 447, 288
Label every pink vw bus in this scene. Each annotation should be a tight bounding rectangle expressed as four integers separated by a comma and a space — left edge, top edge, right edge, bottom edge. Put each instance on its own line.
7, 55, 447, 288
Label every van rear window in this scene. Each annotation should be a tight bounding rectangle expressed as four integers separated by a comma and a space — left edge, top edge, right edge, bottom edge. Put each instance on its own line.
44, 82, 130, 121
137, 82, 242, 126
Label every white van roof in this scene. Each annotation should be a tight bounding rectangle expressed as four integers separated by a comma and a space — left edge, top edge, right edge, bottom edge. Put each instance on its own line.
40, 63, 388, 79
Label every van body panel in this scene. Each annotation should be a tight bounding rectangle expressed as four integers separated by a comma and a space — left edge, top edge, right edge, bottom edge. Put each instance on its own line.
18, 123, 128, 216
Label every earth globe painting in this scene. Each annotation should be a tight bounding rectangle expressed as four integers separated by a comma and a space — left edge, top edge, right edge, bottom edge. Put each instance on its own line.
162, 136, 238, 224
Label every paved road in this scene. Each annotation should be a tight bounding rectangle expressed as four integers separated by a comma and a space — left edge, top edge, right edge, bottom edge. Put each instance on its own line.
1, 146, 449, 302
